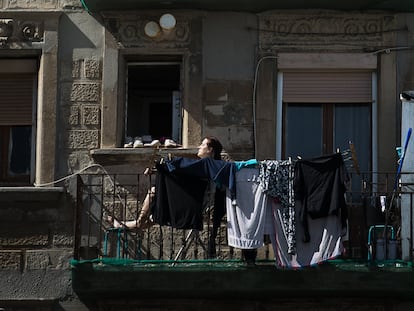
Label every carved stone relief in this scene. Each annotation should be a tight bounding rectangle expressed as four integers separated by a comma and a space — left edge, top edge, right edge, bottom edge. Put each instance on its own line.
68, 106, 80, 126
70, 83, 100, 102
67, 130, 99, 149
259, 13, 394, 50
1, 0, 81, 9
65, 58, 102, 151
7, 0, 57, 9
103, 14, 191, 48
84, 59, 101, 79
0, 18, 44, 47
82, 105, 100, 126
72, 60, 82, 79
0, 18, 12, 38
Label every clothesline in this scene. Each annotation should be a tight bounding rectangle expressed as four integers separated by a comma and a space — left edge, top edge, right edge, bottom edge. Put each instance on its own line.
153, 153, 349, 268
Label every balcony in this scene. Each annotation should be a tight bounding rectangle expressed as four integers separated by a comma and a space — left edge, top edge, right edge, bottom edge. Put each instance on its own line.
81, 0, 414, 13
71, 169, 414, 301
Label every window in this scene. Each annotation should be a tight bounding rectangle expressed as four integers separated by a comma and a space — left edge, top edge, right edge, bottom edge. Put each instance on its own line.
126, 61, 181, 144
284, 103, 371, 172
0, 60, 37, 185
281, 71, 373, 173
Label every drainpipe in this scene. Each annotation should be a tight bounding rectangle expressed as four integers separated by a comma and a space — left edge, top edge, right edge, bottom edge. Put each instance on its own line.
276, 72, 283, 160
372, 72, 378, 178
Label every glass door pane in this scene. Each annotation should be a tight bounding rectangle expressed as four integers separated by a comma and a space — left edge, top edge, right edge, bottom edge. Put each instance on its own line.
9, 126, 32, 176
285, 104, 323, 159
334, 104, 371, 173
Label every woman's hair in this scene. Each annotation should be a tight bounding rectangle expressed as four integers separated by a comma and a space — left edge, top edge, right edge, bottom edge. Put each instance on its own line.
205, 136, 223, 160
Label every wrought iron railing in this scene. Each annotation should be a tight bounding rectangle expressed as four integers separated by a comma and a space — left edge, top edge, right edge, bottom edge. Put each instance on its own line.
73, 171, 414, 263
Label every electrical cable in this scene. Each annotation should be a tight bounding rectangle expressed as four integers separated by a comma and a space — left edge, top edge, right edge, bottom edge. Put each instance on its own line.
34, 163, 130, 215
34, 162, 154, 226
33, 163, 110, 187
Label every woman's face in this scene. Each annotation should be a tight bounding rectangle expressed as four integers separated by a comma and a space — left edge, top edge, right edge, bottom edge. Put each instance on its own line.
197, 138, 213, 158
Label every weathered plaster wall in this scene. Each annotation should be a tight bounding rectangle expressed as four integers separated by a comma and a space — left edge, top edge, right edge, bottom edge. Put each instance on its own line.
53, 10, 414, 166
397, 14, 414, 94
377, 13, 414, 172
202, 13, 257, 160
396, 13, 414, 135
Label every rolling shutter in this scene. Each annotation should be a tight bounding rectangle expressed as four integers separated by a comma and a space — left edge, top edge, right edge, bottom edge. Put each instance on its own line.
0, 73, 34, 126
0, 59, 37, 126
283, 71, 372, 103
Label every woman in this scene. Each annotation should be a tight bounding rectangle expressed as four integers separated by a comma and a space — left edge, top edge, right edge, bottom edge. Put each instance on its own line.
109, 136, 223, 230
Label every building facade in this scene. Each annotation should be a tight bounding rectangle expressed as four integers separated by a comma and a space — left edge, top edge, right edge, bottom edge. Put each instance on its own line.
1, 0, 414, 309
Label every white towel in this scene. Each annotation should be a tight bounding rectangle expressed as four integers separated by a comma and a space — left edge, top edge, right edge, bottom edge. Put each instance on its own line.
226, 168, 268, 249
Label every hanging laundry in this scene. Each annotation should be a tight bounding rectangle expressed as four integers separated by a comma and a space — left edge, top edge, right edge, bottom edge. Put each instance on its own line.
261, 154, 348, 268
268, 200, 344, 268
259, 159, 296, 254
294, 153, 349, 243
226, 168, 269, 249
226, 161, 297, 256
151, 162, 208, 230
164, 157, 237, 199
153, 156, 236, 231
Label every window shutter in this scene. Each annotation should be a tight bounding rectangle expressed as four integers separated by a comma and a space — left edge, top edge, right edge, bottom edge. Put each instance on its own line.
283, 71, 372, 103
0, 73, 34, 126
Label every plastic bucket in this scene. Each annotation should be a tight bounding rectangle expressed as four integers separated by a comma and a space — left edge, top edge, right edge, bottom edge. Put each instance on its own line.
375, 238, 385, 261
375, 238, 397, 260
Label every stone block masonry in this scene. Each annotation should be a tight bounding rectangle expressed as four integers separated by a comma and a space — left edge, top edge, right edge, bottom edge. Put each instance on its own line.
0, 188, 76, 302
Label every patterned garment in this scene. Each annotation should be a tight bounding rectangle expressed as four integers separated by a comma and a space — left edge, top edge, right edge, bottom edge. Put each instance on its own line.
259, 160, 296, 254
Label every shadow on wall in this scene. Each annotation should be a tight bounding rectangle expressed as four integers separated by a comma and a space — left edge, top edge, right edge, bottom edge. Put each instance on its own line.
59, 13, 97, 56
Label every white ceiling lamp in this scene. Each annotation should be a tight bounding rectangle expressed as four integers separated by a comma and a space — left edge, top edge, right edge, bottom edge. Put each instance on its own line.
159, 13, 176, 32
144, 21, 161, 38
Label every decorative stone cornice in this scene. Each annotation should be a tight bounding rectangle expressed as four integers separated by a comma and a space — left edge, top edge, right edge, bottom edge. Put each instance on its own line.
259, 13, 395, 49
103, 14, 191, 48
0, 18, 13, 44
0, 0, 81, 10
0, 18, 43, 47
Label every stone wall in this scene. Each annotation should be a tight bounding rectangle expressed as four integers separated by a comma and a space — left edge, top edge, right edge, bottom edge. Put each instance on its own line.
0, 188, 77, 306
0, 0, 80, 10
63, 58, 102, 175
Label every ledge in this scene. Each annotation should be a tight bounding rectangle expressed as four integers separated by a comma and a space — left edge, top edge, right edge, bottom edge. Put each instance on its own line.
0, 187, 65, 202
90, 148, 199, 165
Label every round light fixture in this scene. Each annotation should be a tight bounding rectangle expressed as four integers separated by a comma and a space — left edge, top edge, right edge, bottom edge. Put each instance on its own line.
159, 13, 176, 31
144, 21, 161, 38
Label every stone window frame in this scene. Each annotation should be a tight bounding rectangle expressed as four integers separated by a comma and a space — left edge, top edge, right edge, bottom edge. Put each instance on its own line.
0, 15, 60, 186
100, 12, 204, 150
101, 47, 204, 150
